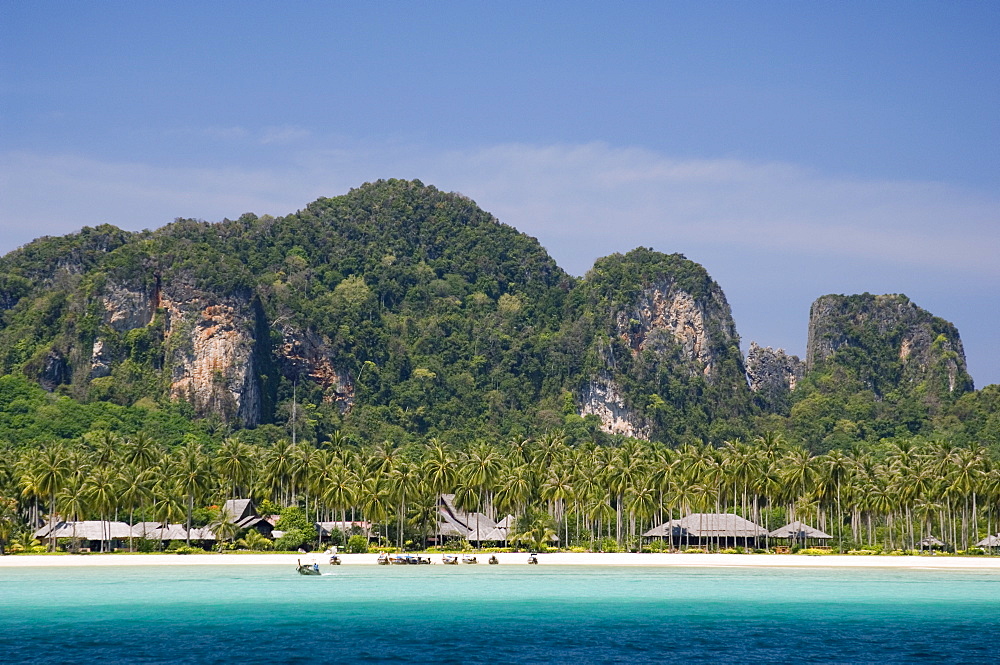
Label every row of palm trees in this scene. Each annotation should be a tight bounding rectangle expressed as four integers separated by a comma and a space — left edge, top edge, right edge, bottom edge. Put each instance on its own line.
2, 430, 999, 553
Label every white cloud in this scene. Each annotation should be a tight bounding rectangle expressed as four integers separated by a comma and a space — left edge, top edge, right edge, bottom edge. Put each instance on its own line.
1, 142, 998, 383
2, 142, 997, 279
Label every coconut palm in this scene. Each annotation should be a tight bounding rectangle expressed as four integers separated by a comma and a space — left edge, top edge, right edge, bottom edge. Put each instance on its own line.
170, 442, 212, 545
31, 444, 73, 551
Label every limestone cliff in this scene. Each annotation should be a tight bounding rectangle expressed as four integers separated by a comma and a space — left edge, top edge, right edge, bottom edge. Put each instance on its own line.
162, 288, 262, 427
575, 248, 751, 440
806, 293, 973, 400
614, 277, 739, 379
745, 342, 804, 412
277, 325, 355, 414
578, 376, 649, 439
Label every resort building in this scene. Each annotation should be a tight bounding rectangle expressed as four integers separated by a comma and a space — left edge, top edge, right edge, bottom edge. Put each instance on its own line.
34, 520, 133, 552
642, 513, 769, 549
315, 520, 373, 540
768, 521, 833, 547
221, 499, 275, 537
434, 494, 514, 545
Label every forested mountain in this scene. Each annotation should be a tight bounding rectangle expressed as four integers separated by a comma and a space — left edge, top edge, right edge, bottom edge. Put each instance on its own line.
0, 179, 995, 453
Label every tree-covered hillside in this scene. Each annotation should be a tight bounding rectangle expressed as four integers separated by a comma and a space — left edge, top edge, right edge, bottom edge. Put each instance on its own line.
0, 179, 996, 454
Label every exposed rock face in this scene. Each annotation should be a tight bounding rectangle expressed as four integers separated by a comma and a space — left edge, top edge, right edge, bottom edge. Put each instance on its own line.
90, 339, 112, 378
578, 376, 649, 439
746, 342, 804, 393
614, 279, 738, 379
278, 326, 355, 413
39, 350, 70, 391
100, 280, 156, 332
806, 293, 973, 398
162, 287, 261, 427
746, 342, 804, 412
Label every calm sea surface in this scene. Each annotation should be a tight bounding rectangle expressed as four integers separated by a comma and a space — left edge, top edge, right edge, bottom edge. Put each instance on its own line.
2, 563, 999, 663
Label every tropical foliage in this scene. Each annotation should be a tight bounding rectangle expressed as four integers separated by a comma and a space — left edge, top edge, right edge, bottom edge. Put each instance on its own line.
3, 431, 1000, 555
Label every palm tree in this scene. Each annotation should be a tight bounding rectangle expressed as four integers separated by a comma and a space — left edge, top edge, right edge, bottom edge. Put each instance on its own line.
510, 509, 557, 551
171, 441, 212, 545
217, 437, 255, 503
56, 477, 89, 552
32, 444, 72, 551
83, 465, 118, 552
118, 466, 154, 551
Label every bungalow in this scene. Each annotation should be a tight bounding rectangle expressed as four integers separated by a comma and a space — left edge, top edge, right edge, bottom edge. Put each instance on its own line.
433, 494, 514, 545
768, 521, 833, 548
221, 499, 274, 537
643, 513, 768, 549
316, 521, 373, 540
34, 520, 132, 552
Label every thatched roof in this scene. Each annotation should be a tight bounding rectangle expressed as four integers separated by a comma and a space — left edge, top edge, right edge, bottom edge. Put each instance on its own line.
436, 493, 497, 540
35, 521, 132, 541
918, 536, 946, 548
643, 513, 767, 538
222, 498, 254, 521
769, 521, 833, 540
316, 521, 371, 537
153, 524, 217, 541
976, 534, 1000, 547
477, 527, 509, 542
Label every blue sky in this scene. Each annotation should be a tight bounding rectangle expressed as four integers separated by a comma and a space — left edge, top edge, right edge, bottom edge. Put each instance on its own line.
3, 1, 999, 385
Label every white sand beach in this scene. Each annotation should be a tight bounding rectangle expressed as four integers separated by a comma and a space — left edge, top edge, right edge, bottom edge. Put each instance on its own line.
4, 551, 1000, 569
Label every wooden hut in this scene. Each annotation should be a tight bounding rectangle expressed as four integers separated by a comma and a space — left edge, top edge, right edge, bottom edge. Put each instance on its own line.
975, 534, 1000, 550
431, 494, 499, 545
769, 521, 833, 550
643, 513, 768, 550
917, 536, 946, 551
34, 520, 133, 552
221, 499, 274, 537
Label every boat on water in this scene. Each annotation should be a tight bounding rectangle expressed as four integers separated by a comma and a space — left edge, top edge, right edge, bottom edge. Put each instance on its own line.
462, 554, 478, 564
297, 559, 322, 575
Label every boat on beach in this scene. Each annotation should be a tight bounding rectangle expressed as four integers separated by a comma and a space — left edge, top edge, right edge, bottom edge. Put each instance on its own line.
442, 554, 459, 565
462, 554, 478, 564
390, 554, 433, 565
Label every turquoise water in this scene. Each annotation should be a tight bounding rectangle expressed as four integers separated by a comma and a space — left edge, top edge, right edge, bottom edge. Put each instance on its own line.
3, 564, 999, 663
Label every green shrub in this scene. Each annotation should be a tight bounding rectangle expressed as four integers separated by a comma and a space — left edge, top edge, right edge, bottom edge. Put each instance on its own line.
596, 537, 620, 553
346, 534, 369, 553
274, 529, 310, 551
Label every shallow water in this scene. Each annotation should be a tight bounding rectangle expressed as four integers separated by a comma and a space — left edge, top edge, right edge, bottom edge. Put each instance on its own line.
3, 564, 999, 663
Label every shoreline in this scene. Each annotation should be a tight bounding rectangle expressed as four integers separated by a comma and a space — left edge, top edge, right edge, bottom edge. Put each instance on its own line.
4, 551, 1000, 569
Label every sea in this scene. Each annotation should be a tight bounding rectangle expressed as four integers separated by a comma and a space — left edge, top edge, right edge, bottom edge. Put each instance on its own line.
2, 563, 999, 664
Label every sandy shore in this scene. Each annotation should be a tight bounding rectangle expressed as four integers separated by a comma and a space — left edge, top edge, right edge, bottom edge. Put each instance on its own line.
3, 551, 1000, 569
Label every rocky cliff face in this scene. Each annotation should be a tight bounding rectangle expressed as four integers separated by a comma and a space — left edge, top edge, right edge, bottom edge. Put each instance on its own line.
278, 326, 354, 413
806, 293, 973, 399
163, 292, 262, 427
746, 342, 804, 412
575, 249, 750, 439
578, 376, 649, 439
79, 274, 359, 426
614, 278, 738, 379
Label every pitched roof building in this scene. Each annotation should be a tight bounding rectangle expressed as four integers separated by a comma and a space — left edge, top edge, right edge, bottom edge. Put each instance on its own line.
643, 513, 768, 547
768, 521, 833, 540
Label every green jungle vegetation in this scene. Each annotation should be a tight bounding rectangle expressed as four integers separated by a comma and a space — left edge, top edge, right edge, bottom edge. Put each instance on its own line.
3, 432, 1000, 556
0, 179, 998, 553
